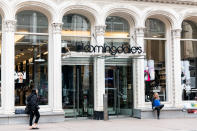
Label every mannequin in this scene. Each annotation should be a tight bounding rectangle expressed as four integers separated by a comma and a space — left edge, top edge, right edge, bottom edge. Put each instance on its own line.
144, 67, 150, 81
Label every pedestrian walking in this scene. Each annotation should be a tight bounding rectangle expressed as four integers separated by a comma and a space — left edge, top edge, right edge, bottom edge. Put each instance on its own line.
27, 88, 40, 129
152, 92, 164, 119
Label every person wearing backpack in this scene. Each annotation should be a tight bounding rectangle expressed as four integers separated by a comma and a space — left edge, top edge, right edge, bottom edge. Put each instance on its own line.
27, 88, 40, 129
152, 92, 164, 119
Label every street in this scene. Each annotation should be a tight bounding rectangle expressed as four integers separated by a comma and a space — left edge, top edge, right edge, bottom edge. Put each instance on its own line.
0, 118, 197, 131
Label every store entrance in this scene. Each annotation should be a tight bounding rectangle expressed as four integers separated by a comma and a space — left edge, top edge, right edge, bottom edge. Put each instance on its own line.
62, 65, 94, 118
105, 66, 133, 116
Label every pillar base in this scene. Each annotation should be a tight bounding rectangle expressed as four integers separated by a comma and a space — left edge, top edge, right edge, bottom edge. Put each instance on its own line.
52, 109, 64, 113
93, 111, 104, 120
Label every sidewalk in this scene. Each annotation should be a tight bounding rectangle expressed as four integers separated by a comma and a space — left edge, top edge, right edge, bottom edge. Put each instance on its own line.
0, 118, 197, 131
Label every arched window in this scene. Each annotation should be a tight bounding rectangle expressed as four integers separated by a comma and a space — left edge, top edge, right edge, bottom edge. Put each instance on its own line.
105, 16, 130, 47
15, 10, 48, 106
61, 14, 94, 116
144, 18, 166, 102
0, 15, 2, 107
104, 16, 133, 116
61, 14, 91, 52
181, 20, 197, 101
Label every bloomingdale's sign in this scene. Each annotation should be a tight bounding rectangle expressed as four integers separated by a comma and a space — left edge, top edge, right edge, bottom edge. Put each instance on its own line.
75, 44, 143, 55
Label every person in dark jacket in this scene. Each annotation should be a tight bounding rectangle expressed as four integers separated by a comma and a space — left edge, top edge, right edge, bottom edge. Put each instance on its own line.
152, 93, 164, 119
27, 88, 40, 129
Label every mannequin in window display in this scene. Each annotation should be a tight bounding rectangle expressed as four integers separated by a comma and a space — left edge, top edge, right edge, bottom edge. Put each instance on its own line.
148, 60, 155, 81
145, 60, 156, 101
144, 67, 150, 81
15, 72, 27, 106
182, 80, 192, 100
145, 66, 151, 101
181, 60, 193, 100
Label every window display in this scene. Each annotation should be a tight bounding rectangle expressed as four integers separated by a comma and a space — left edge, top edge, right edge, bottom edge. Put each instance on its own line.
144, 18, 166, 102
181, 20, 197, 100
15, 11, 48, 106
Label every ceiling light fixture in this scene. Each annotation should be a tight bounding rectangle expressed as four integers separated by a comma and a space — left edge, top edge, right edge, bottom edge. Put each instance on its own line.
34, 42, 45, 62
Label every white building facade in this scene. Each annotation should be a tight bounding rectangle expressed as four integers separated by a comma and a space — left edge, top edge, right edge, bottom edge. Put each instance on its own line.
0, 0, 196, 119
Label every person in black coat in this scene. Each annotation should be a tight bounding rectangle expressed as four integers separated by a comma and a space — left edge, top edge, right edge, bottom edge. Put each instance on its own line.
27, 88, 40, 129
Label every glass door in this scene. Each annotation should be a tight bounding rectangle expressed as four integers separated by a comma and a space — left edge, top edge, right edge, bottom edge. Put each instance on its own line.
62, 65, 94, 118
105, 66, 133, 116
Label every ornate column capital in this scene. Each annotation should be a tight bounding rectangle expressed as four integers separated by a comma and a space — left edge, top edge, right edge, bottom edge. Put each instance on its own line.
172, 28, 182, 38
95, 25, 106, 36
135, 27, 145, 37
52, 23, 63, 34
3, 20, 16, 32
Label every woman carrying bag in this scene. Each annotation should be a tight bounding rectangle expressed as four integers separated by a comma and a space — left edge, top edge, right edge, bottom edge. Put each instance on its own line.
26, 88, 40, 129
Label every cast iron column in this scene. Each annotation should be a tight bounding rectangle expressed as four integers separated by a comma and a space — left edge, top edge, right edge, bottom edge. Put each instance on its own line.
94, 25, 106, 119
172, 29, 182, 108
1, 20, 16, 114
50, 23, 63, 112
134, 27, 145, 109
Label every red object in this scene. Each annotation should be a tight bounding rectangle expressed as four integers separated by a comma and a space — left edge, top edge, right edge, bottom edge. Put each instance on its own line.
187, 109, 197, 113
144, 70, 150, 81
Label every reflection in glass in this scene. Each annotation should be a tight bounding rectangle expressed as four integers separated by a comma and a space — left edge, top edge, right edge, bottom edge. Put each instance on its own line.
61, 14, 91, 53
145, 18, 165, 38
62, 65, 94, 117
61, 36, 90, 53
181, 41, 197, 100
62, 14, 90, 36
16, 10, 48, 33
104, 38, 129, 47
105, 16, 129, 34
181, 20, 197, 39
144, 40, 166, 102
15, 34, 48, 106
105, 66, 133, 115
105, 16, 130, 48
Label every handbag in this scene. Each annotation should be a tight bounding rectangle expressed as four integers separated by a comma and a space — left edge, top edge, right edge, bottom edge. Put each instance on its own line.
25, 105, 30, 114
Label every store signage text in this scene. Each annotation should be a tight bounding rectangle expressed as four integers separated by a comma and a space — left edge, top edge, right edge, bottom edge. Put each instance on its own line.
76, 44, 143, 55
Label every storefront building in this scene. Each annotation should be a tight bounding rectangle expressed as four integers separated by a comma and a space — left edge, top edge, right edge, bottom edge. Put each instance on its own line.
0, 0, 197, 121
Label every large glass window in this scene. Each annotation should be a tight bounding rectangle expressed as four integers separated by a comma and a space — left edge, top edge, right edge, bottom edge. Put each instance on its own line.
0, 15, 2, 107
61, 14, 94, 117
61, 14, 91, 53
181, 20, 197, 101
15, 11, 48, 106
105, 16, 130, 47
144, 18, 166, 102
62, 65, 94, 117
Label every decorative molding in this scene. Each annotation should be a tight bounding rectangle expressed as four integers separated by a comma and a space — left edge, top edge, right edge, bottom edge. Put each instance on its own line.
135, 27, 145, 37
3, 20, 16, 32
52, 23, 63, 34
95, 25, 106, 36
172, 29, 182, 39
128, 0, 197, 5
171, 28, 182, 107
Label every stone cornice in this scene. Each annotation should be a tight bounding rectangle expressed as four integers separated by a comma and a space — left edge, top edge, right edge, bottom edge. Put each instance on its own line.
127, 0, 197, 5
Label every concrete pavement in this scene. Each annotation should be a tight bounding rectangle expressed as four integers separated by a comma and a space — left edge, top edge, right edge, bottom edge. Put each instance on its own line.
0, 118, 197, 131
